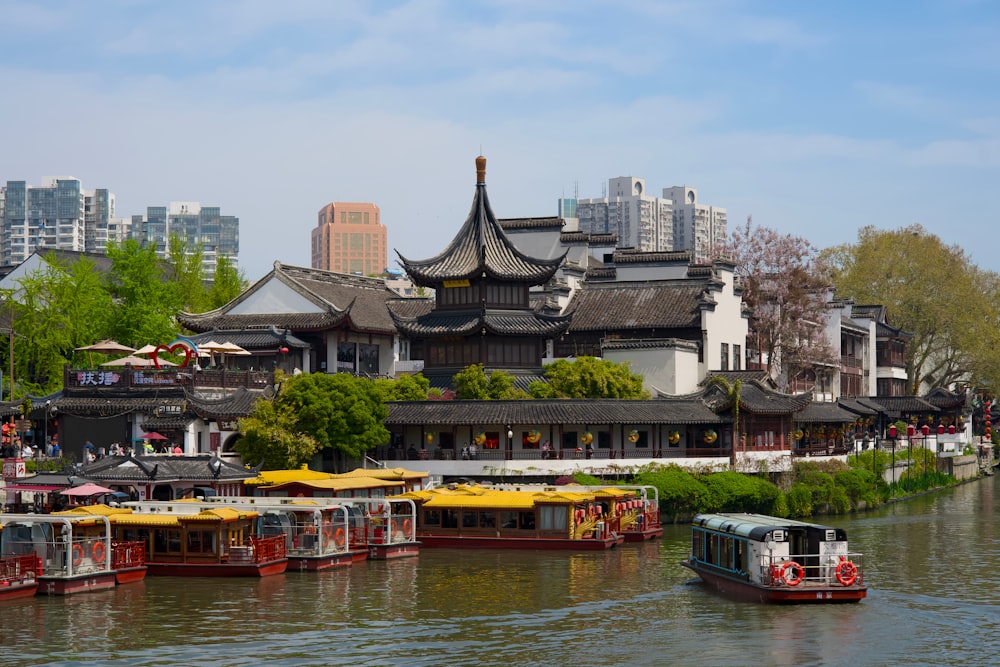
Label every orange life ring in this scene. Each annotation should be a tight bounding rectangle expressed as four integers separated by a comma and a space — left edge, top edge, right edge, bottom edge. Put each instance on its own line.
835, 558, 858, 586
402, 518, 412, 535
391, 519, 399, 534
91, 541, 106, 563
334, 527, 346, 547
781, 561, 805, 586
72, 543, 84, 567
322, 524, 334, 543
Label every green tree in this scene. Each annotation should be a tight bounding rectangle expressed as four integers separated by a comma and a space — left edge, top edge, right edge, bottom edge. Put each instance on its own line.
529, 356, 648, 399
167, 234, 207, 312
104, 239, 183, 346
453, 364, 530, 399
207, 254, 247, 311
1, 256, 114, 395
375, 373, 430, 401
824, 225, 1000, 392
236, 372, 390, 469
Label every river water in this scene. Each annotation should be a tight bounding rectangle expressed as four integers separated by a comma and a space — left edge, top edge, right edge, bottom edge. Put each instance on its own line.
2, 476, 998, 667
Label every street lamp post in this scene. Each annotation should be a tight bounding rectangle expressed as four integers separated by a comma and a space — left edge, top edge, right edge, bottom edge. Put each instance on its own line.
921, 424, 931, 488
907, 423, 916, 493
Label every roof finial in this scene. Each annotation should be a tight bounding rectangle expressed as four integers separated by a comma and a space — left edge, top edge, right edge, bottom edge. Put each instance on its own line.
476, 155, 486, 184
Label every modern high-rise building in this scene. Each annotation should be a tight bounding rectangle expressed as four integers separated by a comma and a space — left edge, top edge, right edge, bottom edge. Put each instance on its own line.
0, 177, 127, 266
662, 186, 728, 263
311, 202, 387, 276
570, 177, 673, 251
130, 202, 240, 278
562, 177, 727, 261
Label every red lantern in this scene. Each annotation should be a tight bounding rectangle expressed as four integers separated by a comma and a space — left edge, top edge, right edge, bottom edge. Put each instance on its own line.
921, 424, 929, 437
948, 424, 956, 434
279, 346, 289, 354
938, 424, 945, 435
889, 424, 897, 438
907, 424, 915, 438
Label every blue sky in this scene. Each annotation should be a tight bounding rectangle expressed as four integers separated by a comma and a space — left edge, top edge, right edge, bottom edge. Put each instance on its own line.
2, 0, 999, 280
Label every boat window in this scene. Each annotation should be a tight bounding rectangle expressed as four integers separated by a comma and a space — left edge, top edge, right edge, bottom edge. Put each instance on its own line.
500, 511, 517, 529
480, 511, 496, 528
462, 511, 477, 529
187, 530, 216, 554
518, 512, 535, 530
721, 535, 733, 569
442, 509, 459, 529
538, 505, 568, 531
735, 539, 747, 573
423, 509, 441, 527
692, 530, 704, 560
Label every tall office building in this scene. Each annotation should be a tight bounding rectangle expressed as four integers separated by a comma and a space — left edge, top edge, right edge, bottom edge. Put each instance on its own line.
130, 202, 240, 278
662, 186, 727, 263
565, 177, 727, 260
0, 177, 127, 266
311, 202, 387, 276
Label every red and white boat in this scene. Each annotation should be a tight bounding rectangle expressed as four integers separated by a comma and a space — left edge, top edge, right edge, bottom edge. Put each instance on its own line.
1, 512, 146, 595
0, 552, 39, 601
681, 513, 868, 604
71, 503, 287, 577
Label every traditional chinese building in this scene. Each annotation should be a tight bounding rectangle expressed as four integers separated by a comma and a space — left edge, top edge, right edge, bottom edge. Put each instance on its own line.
389, 156, 572, 389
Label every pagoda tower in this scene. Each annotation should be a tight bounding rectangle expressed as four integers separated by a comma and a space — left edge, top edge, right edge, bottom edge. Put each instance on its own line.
391, 156, 572, 389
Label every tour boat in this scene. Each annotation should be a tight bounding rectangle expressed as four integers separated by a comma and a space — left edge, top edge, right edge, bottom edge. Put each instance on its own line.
0, 552, 39, 601
681, 513, 868, 604
205, 495, 421, 561
391, 484, 626, 550
136, 498, 369, 571
74, 503, 287, 577
1, 512, 147, 595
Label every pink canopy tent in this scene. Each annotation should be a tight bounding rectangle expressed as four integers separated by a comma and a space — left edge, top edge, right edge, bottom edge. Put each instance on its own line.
58, 482, 116, 497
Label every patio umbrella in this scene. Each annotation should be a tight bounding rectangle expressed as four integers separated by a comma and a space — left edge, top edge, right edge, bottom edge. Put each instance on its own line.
75, 339, 137, 366
218, 341, 251, 355
140, 432, 169, 441
101, 355, 176, 367
59, 482, 116, 497
133, 344, 159, 356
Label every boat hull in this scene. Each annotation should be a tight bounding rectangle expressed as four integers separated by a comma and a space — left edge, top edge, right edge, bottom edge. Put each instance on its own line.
37, 572, 118, 596
416, 534, 623, 550
145, 559, 288, 577
114, 566, 148, 584
367, 541, 421, 560
0, 581, 39, 601
681, 560, 867, 604
287, 551, 360, 572
622, 527, 663, 542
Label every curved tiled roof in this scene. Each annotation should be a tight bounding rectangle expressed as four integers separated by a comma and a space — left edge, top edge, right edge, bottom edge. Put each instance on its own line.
389, 308, 572, 338
567, 283, 705, 332
385, 399, 723, 426
396, 158, 565, 285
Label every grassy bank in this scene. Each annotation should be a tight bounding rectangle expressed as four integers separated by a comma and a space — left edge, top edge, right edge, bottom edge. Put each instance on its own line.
574, 454, 964, 522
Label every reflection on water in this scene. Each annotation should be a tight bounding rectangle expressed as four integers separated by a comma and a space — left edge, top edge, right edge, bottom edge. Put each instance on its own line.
2, 478, 1000, 666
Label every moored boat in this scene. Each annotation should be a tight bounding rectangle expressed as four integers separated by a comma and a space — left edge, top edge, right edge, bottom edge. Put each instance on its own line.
391, 484, 626, 550
0, 553, 39, 601
73, 503, 287, 577
681, 513, 867, 604
1, 512, 147, 595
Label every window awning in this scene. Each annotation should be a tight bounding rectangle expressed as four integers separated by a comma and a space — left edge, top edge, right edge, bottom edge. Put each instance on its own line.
2, 485, 66, 493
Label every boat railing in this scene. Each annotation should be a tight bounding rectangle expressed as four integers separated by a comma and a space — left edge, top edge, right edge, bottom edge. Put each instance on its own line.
0, 553, 39, 584
247, 535, 287, 564
111, 541, 146, 570
762, 552, 864, 587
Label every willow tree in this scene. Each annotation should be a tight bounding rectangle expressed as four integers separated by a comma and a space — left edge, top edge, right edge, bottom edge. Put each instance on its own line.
823, 225, 1000, 393
717, 217, 837, 389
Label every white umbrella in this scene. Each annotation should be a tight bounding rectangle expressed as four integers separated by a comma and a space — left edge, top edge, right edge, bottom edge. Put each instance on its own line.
134, 344, 159, 356
218, 341, 251, 356
101, 355, 176, 367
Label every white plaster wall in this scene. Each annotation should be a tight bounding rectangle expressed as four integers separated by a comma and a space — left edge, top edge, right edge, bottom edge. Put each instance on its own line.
229, 278, 323, 314
700, 263, 749, 378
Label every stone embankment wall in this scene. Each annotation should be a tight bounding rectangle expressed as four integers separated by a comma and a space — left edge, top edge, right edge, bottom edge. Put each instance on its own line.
936, 454, 979, 481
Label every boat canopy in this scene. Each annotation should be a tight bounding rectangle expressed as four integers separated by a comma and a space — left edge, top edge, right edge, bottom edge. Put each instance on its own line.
691, 513, 846, 542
